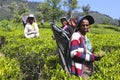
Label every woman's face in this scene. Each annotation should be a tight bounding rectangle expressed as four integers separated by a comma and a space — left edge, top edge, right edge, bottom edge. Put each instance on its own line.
69, 18, 77, 29
62, 20, 68, 26
70, 20, 76, 28
79, 19, 90, 33
28, 17, 34, 24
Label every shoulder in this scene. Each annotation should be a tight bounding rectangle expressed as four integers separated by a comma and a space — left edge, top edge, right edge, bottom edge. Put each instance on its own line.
34, 22, 38, 26
71, 32, 81, 40
67, 25, 72, 28
25, 23, 29, 28
66, 25, 73, 31
34, 22, 37, 25
72, 32, 81, 36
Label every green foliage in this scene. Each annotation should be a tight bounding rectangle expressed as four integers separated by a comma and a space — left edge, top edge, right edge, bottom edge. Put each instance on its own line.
118, 18, 120, 26
82, 4, 90, 15
0, 22, 57, 79
0, 20, 12, 31
17, 3, 30, 15
0, 57, 22, 80
0, 20, 120, 79
91, 24, 120, 34
37, 2, 52, 21
63, 0, 79, 18
0, 0, 119, 26
0, 0, 34, 21
103, 18, 110, 24
35, 12, 43, 22
37, 0, 63, 22
90, 50, 120, 80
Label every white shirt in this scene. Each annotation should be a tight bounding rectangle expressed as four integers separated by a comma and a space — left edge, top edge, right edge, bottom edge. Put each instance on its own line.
24, 22, 39, 38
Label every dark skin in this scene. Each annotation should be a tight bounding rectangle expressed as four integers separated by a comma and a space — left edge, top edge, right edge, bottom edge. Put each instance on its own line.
61, 19, 69, 28
79, 19, 94, 52
28, 17, 35, 24
78, 19, 104, 59
79, 19, 90, 36
62, 20, 68, 26
68, 17, 77, 29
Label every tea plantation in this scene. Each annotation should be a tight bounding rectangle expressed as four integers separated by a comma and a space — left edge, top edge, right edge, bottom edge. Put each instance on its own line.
0, 20, 120, 80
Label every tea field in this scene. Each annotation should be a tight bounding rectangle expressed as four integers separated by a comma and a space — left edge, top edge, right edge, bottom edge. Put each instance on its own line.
0, 20, 120, 80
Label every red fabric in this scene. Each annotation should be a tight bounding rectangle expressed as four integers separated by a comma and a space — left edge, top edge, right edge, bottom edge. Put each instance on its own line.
71, 40, 79, 46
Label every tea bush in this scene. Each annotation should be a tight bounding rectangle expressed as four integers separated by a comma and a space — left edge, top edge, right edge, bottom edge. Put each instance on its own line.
0, 20, 120, 80
0, 56, 22, 80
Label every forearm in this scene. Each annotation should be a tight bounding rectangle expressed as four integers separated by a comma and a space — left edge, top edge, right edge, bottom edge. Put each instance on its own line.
71, 51, 95, 62
27, 31, 37, 35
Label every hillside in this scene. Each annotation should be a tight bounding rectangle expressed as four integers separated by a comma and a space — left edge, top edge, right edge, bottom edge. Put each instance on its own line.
73, 11, 119, 25
90, 11, 118, 25
0, 0, 39, 20
0, 0, 119, 25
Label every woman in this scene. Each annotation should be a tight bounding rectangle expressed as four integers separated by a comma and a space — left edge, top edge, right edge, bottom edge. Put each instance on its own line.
60, 17, 74, 38
70, 15, 102, 78
68, 17, 78, 31
24, 14, 39, 38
